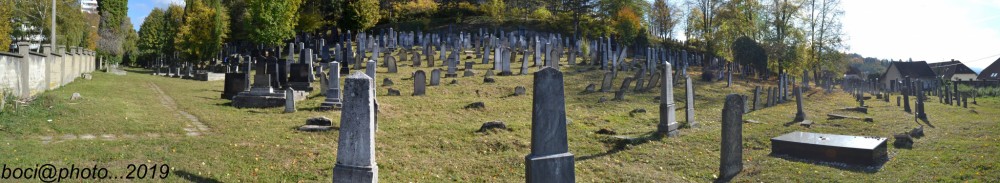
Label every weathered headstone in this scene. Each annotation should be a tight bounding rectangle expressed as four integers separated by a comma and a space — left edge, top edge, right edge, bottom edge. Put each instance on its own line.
658, 62, 678, 137
430, 69, 441, 86
719, 94, 744, 182
320, 62, 343, 110
386, 56, 398, 73
794, 86, 806, 122
686, 76, 696, 127
614, 77, 634, 101
600, 72, 613, 92
284, 88, 296, 113
463, 62, 475, 77
524, 67, 575, 183
752, 86, 761, 111
332, 72, 378, 183
413, 70, 427, 96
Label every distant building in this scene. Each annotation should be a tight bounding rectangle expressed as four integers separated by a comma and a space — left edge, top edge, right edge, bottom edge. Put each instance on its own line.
929, 60, 978, 81
80, 0, 98, 14
880, 61, 937, 89
978, 57, 1000, 81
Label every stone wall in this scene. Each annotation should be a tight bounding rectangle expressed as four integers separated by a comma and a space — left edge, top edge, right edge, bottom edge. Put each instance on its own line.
0, 42, 96, 98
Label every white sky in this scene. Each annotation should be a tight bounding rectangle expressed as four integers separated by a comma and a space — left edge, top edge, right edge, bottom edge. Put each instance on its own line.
842, 0, 1000, 71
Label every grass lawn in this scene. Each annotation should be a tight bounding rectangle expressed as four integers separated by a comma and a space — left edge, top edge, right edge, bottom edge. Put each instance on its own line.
1, 51, 998, 182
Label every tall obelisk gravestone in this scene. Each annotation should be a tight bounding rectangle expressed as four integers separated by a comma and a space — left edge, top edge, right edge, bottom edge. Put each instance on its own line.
658, 62, 679, 136
332, 72, 377, 183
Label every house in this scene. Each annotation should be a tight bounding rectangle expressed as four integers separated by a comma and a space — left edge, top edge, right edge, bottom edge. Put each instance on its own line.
880, 61, 937, 90
978, 57, 1000, 81
929, 59, 978, 81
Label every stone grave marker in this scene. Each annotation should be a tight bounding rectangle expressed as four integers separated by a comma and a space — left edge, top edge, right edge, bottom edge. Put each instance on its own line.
332, 72, 378, 183
794, 86, 806, 122
284, 88, 296, 113
686, 76, 696, 127
658, 62, 678, 137
719, 94, 744, 182
386, 56, 398, 73
430, 69, 441, 86
464, 62, 476, 77
320, 62, 343, 110
524, 67, 575, 183
413, 70, 427, 96
614, 77, 633, 101
600, 72, 613, 92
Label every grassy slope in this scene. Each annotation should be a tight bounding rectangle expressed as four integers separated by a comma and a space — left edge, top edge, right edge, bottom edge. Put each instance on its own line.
1, 50, 998, 182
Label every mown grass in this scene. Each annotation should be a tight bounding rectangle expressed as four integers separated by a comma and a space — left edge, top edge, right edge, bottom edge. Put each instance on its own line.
1, 49, 998, 182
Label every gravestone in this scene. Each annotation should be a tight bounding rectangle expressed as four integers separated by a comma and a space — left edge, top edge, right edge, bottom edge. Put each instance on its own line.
464, 62, 476, 77
413, 70, 427, 96
794, 86, 806, 122
633, 68, 646, 92
719, 94, 744, 182
232, 58, 290, 108
658, 62, 679, 137
903, 87, 911, 113
520, 52, 531, 75
524, 67, 575, 183
386, 56, 398, 73
446, 53, 459, 77
222, 73, 249, 100
332, 72, 378, 183
916, 81, 926, 120
284, 88, 296, 113
614, 77, 634, 101
752, 86, 761, 111
600, 72, 613, 92
771, 131, 887, 165
430, 69, 441, 86
686, 76, 696, 127
320, 62, 344, 110
288, 63, 314, 91
412, 51, 422, 67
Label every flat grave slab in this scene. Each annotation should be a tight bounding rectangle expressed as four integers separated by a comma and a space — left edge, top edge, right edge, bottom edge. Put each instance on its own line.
771, 131, 887, 165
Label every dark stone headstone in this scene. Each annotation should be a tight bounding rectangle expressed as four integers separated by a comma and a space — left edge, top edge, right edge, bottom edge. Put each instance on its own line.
288, 63, 314, 91
413, 70, 427, 96
222, 73, 248, 100
524, 67, 575, 183
387, 88, 401, 96
614, 77, 634, 101
600, 72, 613, 92
794, 86, 806, 122
719, 94, 744, 182
430, 69, 441, 86
332, 72, 378, 182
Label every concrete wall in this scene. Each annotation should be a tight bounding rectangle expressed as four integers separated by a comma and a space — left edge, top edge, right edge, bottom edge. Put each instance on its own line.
0, 42, 96, 98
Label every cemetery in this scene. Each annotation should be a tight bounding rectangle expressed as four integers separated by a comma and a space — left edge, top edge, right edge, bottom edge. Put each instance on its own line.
2, 0, 1000, 182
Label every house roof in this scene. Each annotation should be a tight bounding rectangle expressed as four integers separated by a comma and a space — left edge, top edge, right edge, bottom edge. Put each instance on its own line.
978, 57, 1000, 80
929, 60, 978, 79
881, 61, 937, 79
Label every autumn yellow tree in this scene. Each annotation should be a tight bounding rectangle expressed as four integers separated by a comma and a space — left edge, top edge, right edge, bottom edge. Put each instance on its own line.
175, 0, 229, 65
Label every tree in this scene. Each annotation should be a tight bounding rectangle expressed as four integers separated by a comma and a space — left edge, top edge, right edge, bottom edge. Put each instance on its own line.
804, 0, 844, 80
731, 36, 767, 77
339, 0, 380, 31
0, 0, 12, 51
762, 0, 805, 75
175, 0, 230, 65
691, 0, 726, 80
97, 0, 129, 65
163, 4, 184, 59
122, 25, 138, 66
482, 0, 505, 23
650, 0, 678, 39
138, 8, 166, 64
613, 7, 642, 46
295, 0, 325, 33
244, 0, 301, 47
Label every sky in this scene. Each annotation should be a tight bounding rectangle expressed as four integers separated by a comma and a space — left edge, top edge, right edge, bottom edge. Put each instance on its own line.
125, 0, 1000, 72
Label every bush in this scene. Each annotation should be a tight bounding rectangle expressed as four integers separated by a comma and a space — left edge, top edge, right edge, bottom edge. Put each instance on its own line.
530, 7, 552, 21
394, 0, 439, 18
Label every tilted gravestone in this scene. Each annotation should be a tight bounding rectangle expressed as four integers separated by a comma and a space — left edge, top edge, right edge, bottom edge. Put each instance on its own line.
332, 72, 378, 183
719, 94, 744, 182
524, 67, 575, 183
430, 69, 441, 86
412, 70, 427, 96
600, 72, 613, 92
614, 77, 634, 101
658, 62, 679, 137
686, 76, 696, 127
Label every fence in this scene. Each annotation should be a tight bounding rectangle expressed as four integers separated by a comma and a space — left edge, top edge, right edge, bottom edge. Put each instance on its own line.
0, 42, 98, 99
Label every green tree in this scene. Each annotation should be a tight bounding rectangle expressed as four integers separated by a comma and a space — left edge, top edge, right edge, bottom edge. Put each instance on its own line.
163, 4, 184, 58
244, 0, 301, 46
138, 8, 166, 63
176, 0, 230, 65
122, 25, 138, 66
340, 0, 380, 31
97, 0, 129, 64
296, 0, 325, 33
649, 0, 678, 39
763, 0, 805, 75
613, 7, 642, 46
0, 0, 12, 51
482, 0, 505, 23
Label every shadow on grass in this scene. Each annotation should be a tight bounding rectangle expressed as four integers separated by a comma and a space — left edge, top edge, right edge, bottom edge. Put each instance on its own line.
174, 170, 222, 183
124, 68, 155, 75
768, 154, 888, 174
918, 118, 935, 128
578, 131, 665, 161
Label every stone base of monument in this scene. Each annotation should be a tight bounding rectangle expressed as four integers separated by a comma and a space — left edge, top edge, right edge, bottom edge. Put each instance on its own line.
194, 72, 225, 81
332, 164, 377, 183
287, 82, 314, 92
525, 152, 575, 182
657, 122, 680, 137
771, 131, 888, 165
445, 73, 458, 78
231, 91, 307, 108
